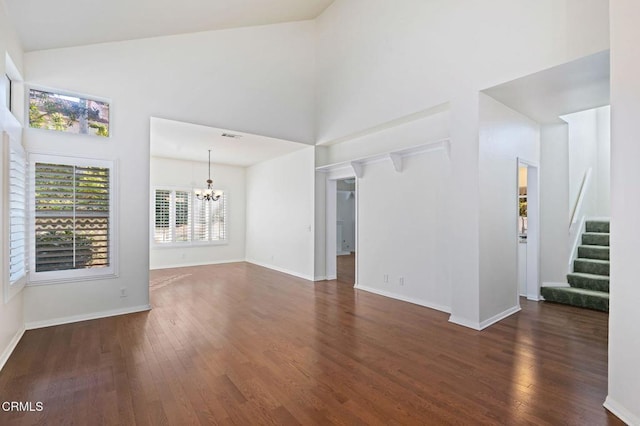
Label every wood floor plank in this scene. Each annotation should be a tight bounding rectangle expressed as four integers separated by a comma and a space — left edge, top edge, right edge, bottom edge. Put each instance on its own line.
0, 261, 623, 425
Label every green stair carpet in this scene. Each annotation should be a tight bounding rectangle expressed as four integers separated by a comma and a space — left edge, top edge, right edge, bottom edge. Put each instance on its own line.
541, 220, 610, 312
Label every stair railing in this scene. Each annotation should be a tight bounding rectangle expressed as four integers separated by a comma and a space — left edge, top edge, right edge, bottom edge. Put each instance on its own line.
568, 168, 593, 271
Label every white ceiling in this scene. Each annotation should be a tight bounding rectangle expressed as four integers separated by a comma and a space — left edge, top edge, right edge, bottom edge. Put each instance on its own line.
150, 117, 308, 167
5, 0, 335, 52
483, 51, 610, 124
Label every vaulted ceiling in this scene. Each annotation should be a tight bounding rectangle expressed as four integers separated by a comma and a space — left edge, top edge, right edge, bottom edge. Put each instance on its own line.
5, 0, 334, 51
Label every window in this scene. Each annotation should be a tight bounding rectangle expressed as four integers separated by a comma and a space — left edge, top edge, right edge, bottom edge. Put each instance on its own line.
28, 88, 110, 137
30, 154, 116, 282
153, 188, 226, 245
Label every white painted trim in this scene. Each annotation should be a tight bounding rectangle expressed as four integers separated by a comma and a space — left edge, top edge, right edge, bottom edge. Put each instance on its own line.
245, 259, 314, 282
587, 216, 611, 221
25, 304, 151, 330
326, 274, 337, 280
604, 396, 640, 426
316, 138, 451, 177
570, 168, 593, 227
0, 326, 25, 372
568, 216, 586, 272
542, 281, 570, 287
448, 315, 481, 331
450, 305, 521, 331
354, 284, 451, 314
313, 275, 327, 281
325, 179, 338, 280
479, 305, 521, 330
150, 258, 245, 270
518, 159, 541, 303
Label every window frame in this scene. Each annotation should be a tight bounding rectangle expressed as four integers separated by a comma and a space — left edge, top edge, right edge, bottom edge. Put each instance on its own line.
28, 153, 118, 285
26, 85, 111, 138
151, 186, 228, 247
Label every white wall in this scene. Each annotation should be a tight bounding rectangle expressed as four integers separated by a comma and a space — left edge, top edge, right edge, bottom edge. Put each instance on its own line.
607, 1, 640, 423
149, 156, 246, 269
478, 94, 540, 323
540, 123, 570, 284
596, 106, 611, 216
564, 106, 610, 219
22, 21, 316, 326
0, 0, 25, 369
316, 0, 609, 327
356, 149, 452, 312
245, 147, 316, 280
316, 0, 609, 144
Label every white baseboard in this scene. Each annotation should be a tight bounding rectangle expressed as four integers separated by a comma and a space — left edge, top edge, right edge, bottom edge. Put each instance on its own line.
354, 284, 451, 314
25, 304, 152, 330
150, 259, 245, 270
314, 275, 327, 281
449, 315, 481, 330
542, 282, 570, 287
326, 274, 337, 280
587, 216, 611, 221
479, 305, 521, 330
245, 259, 314, 282
604, 396, 640, 425
527, 294, 541, 301
449, 305, 521, 331
0, 326, 26, 372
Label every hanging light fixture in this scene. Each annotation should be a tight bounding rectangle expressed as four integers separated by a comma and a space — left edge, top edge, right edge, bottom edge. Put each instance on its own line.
195, 149, 220, 201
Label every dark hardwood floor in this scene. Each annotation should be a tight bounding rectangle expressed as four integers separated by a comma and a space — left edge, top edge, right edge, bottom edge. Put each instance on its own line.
336, 252, 355, 285
0, 262, 622, 425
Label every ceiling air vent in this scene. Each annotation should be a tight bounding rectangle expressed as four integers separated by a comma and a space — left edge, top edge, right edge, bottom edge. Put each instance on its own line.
222, 133, 242, 139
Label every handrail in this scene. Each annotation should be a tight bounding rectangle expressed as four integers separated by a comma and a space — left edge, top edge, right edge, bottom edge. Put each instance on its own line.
569, 168, 592, 228
567, 168, 593, 272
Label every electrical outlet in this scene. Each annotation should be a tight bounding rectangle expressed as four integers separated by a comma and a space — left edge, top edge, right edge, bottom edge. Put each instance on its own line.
399, 277, 404, 286
120, 287, 127, 298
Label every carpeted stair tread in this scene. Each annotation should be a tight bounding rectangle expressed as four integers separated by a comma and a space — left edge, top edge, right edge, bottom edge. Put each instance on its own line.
541, 286, 609, 312
573, 258, 610, 275
578, 245, 610, 260
567, 272, 609, 292
582, 232, 610, 246
585, 220, 610, 233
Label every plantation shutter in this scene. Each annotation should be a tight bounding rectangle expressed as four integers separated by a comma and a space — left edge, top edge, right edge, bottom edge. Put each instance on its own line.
211, 193, 226, 240
193, 197, 211, 241
8, 142, 27, 282
193, 193, 226, 242
35, 163, 110, 272
154, 189, 171, 243
175, 191, 191, 242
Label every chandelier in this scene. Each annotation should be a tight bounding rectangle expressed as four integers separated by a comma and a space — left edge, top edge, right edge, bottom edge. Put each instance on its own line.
194, 149, 220, 201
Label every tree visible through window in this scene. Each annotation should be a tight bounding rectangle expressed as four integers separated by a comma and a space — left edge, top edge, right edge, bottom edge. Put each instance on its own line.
29, 88, 110, 137
34, 161, 111, 273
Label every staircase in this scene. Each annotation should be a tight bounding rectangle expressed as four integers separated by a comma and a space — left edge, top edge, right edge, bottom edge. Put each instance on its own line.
541, 220, 610, 312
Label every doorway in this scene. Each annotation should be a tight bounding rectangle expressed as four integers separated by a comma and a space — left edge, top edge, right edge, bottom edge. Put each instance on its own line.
336, 178, 356, 284
325, 175, 357, 286
517, 159, 540, 301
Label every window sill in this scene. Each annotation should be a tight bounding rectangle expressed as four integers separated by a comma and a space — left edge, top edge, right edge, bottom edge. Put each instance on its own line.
27, 272, 119, 287
151, 241, 228, 249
